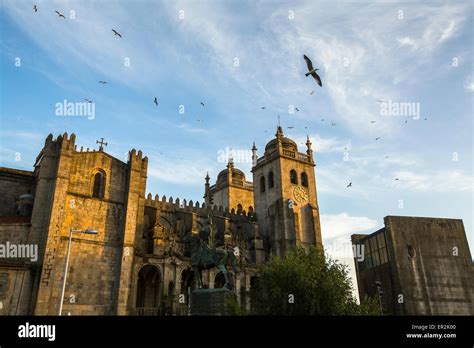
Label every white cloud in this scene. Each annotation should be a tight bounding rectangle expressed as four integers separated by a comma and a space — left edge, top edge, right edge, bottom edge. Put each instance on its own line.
392, 170, 473, 192
293, 134, 351, 153
321, 213, 379, 242
321, 212, 379, 300
464, 75, 474, 92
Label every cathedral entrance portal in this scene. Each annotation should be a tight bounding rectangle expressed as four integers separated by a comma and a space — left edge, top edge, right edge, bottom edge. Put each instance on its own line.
136, 265, 162, 315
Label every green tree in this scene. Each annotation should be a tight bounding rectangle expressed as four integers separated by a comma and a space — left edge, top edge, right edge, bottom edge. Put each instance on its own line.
248, 247, 381, 315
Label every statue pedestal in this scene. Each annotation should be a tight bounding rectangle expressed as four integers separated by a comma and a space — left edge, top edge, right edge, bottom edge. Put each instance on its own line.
190, 288, 234, 316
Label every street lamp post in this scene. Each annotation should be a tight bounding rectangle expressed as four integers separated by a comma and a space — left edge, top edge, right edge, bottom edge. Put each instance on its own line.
58, 227, 98, 316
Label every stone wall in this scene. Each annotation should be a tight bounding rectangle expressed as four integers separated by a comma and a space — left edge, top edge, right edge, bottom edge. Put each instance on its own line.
0, 168, 36, 216
385, 216, 474, 315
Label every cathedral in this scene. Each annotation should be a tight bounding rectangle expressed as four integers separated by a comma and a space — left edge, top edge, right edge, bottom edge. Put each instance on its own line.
0, 126, 323, 315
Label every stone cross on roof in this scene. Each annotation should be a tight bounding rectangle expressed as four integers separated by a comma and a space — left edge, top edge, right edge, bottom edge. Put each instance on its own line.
96, 138, 108, 152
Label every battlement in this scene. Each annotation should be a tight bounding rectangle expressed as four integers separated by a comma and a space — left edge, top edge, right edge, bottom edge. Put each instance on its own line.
37, 133, 148, 173
144, 193, 257, 221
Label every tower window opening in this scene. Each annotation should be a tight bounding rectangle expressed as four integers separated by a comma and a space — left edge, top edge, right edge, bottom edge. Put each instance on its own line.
301, 172, 308, 187
260, 176, 266, 192
268, 171, 274, 189
290, 170, 298, 184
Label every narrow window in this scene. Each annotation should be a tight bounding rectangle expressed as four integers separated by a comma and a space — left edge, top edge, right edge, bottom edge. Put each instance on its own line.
290, 170, 298, 184
268, 171, 274, 189
260, 176, 266, 192
92, 172, 105, 198
301, 172, 308, 187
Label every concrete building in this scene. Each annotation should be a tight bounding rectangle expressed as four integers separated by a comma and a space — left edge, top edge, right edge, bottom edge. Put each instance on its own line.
352, 216, 474, 315
0, 127, 323, 315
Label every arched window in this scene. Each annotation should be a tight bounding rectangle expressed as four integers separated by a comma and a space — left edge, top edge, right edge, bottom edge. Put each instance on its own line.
260, 176, 266, 192
268, 171, 274, 189
92, 171, 106, 198
301, 172, 308, 187
290, 170, 298, 184
248, 206, 254, 215
237, 204, 243, 214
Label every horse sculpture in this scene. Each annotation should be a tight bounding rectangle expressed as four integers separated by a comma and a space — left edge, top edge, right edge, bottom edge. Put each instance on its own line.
185, 231, 237, 290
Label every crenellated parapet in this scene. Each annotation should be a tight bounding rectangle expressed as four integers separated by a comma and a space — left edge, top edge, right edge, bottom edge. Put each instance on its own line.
144, 193, 257, 221
128, 149, 148, 174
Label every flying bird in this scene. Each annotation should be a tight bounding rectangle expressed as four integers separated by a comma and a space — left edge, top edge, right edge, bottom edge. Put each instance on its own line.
261, 106, 266, 109
55, 10, 66, 18
331, 121, 336, 126
112, 29, 122, 37
395, 178, 399, 181
99, 81, 107, 84
347, 182, 352, 188
84, 98, 93, 103
295, 107, 300, 112
33, 5, 38, 12
303, 55, 322, 87
321, 119, 325, 122
153, 97, 158, 106
375, 137, 381, 140
370, 120, 376, 123
405, 120, 408, 124
376, 99, 386, 103
310, 90, 315, 95
287, 126, 295, 129
200, 102, 205, 106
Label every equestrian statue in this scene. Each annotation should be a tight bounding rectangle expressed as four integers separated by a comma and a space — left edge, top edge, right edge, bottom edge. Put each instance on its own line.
184, 216, 237, 290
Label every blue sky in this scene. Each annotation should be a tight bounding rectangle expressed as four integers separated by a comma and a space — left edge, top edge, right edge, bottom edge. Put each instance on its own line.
1, 0, 473, 294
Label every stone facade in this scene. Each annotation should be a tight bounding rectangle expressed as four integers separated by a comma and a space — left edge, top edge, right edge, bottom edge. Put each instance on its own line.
352, 216, 474, 315
0, 127, 322, 315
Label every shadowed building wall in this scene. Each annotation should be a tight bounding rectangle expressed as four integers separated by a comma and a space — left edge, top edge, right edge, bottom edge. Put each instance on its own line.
352, 216, 474, 315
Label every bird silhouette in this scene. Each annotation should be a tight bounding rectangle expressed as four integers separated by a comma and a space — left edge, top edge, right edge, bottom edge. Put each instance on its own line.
303, 55, 322, 87
261, 106, 266, 109
33, 5, 38, 12
310, 90, 315, 95
376, 137, 381, 140
370, 120, 376, 123
153, 97, 158, 106
99, 81, 107, 84
287, 126, 295, 129
84, 98, 93, 103
55, 10, 65, 18
347, 182, 352, 188
331, 121, 336, 126
200, 102, 205, 106
295, 107, 300, 112
112, 29, 122, 38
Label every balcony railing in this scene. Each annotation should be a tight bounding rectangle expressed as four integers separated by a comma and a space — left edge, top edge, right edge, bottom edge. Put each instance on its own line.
132, 307, 163, 316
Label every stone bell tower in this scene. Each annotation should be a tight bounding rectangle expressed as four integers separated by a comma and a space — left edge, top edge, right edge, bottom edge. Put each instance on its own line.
252, 126, 323, 256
